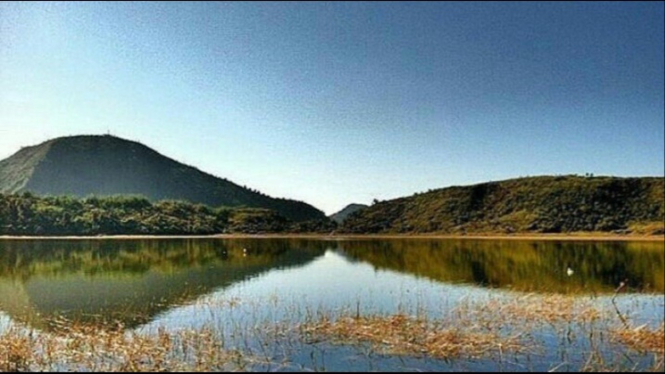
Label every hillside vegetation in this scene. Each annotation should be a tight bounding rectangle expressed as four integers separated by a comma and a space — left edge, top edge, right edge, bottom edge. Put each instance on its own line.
0, 135, 324, 222
329, 203, 368, 224
0, 193, 334, 236
339, 175, 664, 235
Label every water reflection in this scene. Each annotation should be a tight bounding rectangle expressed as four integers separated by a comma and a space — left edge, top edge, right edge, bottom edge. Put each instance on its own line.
0, 239, 327, 331
0, 238, 662, 333
337, 239, 664, 294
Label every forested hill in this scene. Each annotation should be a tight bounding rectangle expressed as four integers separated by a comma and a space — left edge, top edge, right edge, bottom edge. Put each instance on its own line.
339, 176, 664, 235
0, 135, 325, 222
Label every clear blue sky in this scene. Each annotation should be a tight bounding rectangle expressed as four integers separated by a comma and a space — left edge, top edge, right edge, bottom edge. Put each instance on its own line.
1, 2, 663, 214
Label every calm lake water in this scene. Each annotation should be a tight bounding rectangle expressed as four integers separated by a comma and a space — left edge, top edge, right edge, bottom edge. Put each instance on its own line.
0, 238, 663, 371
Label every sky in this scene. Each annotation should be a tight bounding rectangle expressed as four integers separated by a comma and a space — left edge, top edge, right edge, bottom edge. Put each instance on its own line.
1, 2, 663, 215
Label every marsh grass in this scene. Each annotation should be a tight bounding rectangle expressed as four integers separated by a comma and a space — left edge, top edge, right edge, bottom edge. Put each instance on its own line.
291, 293, 603, 362
612, 324, 665, 355
472, 293, 605, 326
297, 313, 529, 360
285, 293, 663, 371
0, 327, 32, 372
0, 293, 663, 372
577, 322, 665, 372
0, 321, 246, 372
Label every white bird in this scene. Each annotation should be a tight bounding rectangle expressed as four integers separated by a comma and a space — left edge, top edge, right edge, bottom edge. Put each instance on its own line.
566, 267, 574, 276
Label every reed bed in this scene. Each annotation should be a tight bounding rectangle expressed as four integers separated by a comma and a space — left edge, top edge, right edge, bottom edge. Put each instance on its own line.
297, 313, 529, 360
612, 323, 665, 355
469, 293, 604, 326
576, 323, 665, 373
0, 323, 246, 372
289, 293, 662, 370
0, 293, 662, 372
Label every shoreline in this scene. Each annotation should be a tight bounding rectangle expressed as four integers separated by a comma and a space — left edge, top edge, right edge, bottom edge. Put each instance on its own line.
0, 233, 663, 242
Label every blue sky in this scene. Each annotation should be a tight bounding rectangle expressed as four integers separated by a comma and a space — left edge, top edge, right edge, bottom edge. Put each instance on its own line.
1, 2, 663, 214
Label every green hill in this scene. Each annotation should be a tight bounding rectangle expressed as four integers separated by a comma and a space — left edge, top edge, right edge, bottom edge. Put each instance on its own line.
339, 175, 664, 235
0, 135, 325, 222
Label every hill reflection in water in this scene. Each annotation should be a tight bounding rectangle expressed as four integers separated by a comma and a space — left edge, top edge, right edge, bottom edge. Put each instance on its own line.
337, 239, 664, 294
0, 239, 328, 331
0, 238, 662, 333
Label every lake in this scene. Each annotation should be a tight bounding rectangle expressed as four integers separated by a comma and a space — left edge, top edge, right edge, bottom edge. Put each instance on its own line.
0, 238, 663, 371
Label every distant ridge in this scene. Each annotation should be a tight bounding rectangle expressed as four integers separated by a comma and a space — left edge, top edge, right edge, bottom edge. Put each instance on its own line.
329, 203, 368, 224
339, 175, 664, 235
0, 135, 325, 222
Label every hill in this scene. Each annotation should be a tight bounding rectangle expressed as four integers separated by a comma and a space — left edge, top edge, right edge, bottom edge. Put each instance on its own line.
329, 203, 368, 224
0, 135, 325, 222
339, 175, 664, 235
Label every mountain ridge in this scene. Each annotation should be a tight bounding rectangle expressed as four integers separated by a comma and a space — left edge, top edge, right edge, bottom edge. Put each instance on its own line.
0, 135, 325, 222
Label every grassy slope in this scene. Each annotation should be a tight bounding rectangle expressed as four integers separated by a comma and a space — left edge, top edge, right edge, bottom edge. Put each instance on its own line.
0, 140, 54, 193
340, 175, 664, 235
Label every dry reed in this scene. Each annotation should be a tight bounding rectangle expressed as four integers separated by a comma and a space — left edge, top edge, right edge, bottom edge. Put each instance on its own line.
612, 323, 665, 355
298, 313, 529, 360
0, 293, 662, 372
0, 322, 244, 372
470, 294, 603, 326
